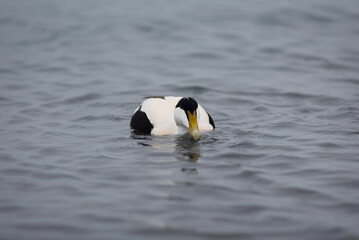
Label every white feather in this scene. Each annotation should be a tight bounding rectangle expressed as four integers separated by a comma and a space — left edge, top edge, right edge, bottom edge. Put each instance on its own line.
174, 107, 188, 128
197, 104, 213, 131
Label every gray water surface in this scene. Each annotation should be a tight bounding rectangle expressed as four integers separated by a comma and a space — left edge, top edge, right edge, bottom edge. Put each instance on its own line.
1, 0, 359, 239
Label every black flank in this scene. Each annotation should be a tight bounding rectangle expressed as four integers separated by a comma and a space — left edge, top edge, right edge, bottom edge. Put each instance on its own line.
207, 112, 215, 129
130, 106, 153, 134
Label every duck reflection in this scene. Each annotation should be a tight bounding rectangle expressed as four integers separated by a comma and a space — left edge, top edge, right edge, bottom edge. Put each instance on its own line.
175, 135, 200, 175
174, 134, 201, 162
131, 132, 201, 163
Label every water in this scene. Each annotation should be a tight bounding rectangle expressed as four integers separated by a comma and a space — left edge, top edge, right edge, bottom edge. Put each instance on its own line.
1, 0, 359, 239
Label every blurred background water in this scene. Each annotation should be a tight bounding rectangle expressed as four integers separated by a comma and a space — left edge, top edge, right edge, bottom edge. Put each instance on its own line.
1, 0, 359, 239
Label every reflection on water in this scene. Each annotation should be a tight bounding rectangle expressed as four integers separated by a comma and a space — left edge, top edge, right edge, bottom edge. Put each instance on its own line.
132, 132, 201, 163
174, 135, 201, 162
132, 132, 201, 176
175, 135, 201, 175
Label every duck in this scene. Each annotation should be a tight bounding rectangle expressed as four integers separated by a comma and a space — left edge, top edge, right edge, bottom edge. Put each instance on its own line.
130, 96, 215, 140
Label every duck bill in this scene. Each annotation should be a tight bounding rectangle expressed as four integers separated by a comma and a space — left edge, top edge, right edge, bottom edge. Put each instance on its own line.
187, 111, 200, 140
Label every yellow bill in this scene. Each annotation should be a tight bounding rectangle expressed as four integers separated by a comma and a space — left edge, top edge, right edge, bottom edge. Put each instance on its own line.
187, 111, 200, 140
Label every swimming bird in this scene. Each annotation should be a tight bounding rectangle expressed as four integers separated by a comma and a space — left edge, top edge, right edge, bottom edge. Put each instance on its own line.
130, 96, 215, 140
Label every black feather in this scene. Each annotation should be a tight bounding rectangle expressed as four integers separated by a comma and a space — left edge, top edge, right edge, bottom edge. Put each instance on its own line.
130, 106, 153, 134
207, 112, 215, 129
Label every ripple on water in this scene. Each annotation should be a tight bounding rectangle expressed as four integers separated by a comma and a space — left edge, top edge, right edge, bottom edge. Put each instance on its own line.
337, 78, 359, 85
164, 84, 215, 94
62, 93, 103, 105
15, 223, 88, 235
318, 106, 359, 120
213, 151, 266, 161
229, 140, 258, 150
42, 93, 103, 108
232, 129, 286, 140
184, 51, 228, 60
0, 153, 18, 163
73, 114, 124, 122
275, 186, 332, 202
